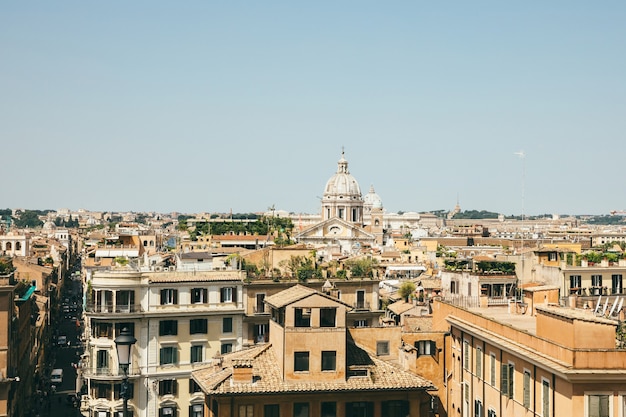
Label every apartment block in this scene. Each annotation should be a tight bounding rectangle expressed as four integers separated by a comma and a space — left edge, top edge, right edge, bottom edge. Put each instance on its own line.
80, 269, 246, 417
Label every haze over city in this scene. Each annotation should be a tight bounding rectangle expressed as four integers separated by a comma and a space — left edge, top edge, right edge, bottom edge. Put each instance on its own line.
2, 2, 625, 215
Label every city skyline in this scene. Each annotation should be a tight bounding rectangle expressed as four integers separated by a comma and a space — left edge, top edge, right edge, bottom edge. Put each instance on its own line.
2, 2, 625, 216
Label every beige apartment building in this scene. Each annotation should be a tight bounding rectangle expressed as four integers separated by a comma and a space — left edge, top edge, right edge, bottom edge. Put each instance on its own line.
193, 284, 435, 417
432, 289, 626, 417
80, 268, 246, 417
243, 278, 383, 347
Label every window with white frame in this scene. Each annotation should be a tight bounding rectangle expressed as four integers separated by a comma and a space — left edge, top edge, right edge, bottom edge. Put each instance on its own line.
191, 288, 207, 304
190, 404, 203, 417
474, 399, 483, 417
190, 345, 203, 363
523, 370, 531, 408
476, 346, 482, 379
587, 393, 610, 417
569, 275, 582, 295
490, 353, 496, 386
542, 379, 550, 417
463, 340, 470, 370
220, 287, 237, 303
160, 289, 178, 305
415, 340, 436, 357
501, 363, 514, 399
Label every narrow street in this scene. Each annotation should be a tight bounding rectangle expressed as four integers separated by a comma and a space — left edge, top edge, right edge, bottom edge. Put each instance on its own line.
34, 262, 84, 417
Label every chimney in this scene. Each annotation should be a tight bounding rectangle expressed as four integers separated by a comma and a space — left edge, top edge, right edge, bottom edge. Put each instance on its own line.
232, 360, 253, 383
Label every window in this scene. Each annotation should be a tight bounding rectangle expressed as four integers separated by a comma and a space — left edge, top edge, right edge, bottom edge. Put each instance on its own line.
569, 275, 582, 295
321, 402, 336, 417
463, 340, 470, 370
490, 354, 496, 386
612, 274, 623, 294
474, 399, 483, 417
191, 288, 208, 304
93, 321, 113, 338
255, 293, 266, 313
238, 405, 253, 417
523, 370, 531, 408
295, 308, 311, 327
116, 290, 135, 312
294, 352, 309, 372
476, 347, 483, 379
94, 383, 111, 399
321, 351, 336, 371
376, 341, 389, 356
190, 404, 203, 417
415, 340, 436, 357
220, 343, 232, 354
345, 402, 373, 417
381, 401, 409, 417
487, 409, 497, 417
353, 319, 368, 327
592, 275, 603, 287
501, 363, 514, 398
160, 289, 178, 305
263, 405, 279, 417
320, 308, 336, 327
160, 346, 178, 365
223, 317, 233, 333
548, 252, 557, 262
191, 345, 203, 363
159, 320, 178, 336
159, 407, 176, 417
189, 378, 202, 393
190, 319, 208, 334
587, 394, 610, 417
114, 323, 135, 338
220, 287, 237, 303
294, 403, 309, 417
542, 379, 550, 417
114, 382, 134, 400
158, 379, 178, 396
97, 349, 109, 372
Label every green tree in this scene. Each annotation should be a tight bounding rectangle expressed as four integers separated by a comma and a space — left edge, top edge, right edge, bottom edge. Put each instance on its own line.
12, 210, 45, 228
398, 281, 416, 301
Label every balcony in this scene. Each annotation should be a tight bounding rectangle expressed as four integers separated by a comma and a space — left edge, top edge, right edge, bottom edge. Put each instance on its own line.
353, 301, 370, 311
86, 303, 143, 314
253, 306, 269, 315
82, 365, 141, 378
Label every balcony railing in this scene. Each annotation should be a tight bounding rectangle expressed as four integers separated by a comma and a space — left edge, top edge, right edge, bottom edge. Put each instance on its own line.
82, 365, 141, 378
254, 306, 269, 314
353, 301, 370, 310
86, 303, 143, 313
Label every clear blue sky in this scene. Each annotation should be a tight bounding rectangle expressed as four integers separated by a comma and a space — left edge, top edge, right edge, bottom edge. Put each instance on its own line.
2, 2, 625, 216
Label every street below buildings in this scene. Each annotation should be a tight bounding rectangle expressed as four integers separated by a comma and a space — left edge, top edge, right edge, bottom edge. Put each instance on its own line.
32, 261, 84, 417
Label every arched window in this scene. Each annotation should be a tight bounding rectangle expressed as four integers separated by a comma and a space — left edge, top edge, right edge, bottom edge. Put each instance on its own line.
15, 242, 21, 250
375, 219, 380, 226
6, 242, 12, 250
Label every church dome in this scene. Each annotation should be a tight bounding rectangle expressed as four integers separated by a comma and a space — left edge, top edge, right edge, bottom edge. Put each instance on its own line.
363, 185, 383, 210
323, 151, 362, 199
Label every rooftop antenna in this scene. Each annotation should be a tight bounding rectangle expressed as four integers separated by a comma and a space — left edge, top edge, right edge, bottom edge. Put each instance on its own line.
514, 150, 526, 294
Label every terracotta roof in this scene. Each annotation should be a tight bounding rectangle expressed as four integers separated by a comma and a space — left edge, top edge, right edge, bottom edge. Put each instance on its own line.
402, 315, 433, 332
192, 343, 434, 395
264, 284, 353, 309
263, 285, 317, 308
387, 300, 415, 315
